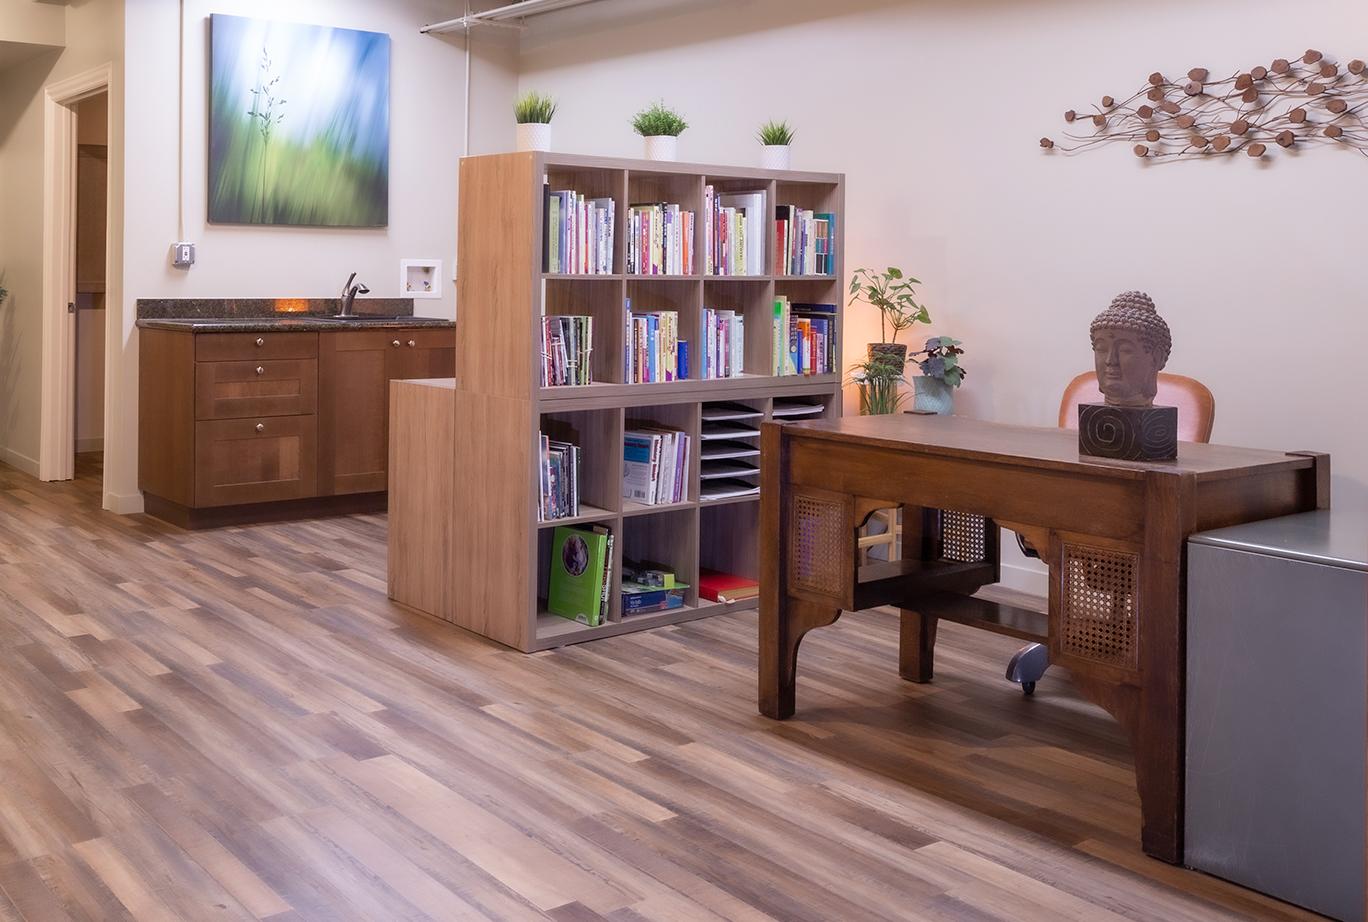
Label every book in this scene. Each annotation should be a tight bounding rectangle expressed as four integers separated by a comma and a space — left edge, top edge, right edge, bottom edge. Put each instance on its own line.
537, 433, 581, 521
627, 202, 694, 274
699, 569, 760, 603
543, 190, 615, 274
621, 581, 688, 613
547, 526, 610, 626
625, 307, 680, 383
716, 190, 767, 276
702, 309, 745, 379
623, 427, 690, 505
540, 315, 592, 387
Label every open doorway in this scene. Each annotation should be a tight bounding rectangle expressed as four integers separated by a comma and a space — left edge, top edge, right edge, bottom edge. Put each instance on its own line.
38, 63, 112, 490
74, 92, 107, 484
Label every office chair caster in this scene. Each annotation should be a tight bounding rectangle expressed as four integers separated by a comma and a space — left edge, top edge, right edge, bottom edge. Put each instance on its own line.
1006, 642, 1050, 696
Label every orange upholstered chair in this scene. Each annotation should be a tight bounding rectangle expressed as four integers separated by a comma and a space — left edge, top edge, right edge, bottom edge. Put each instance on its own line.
1056, 371, 1216, 442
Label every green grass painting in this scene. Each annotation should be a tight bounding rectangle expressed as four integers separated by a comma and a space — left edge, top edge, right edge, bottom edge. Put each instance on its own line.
209, 15, 389, 227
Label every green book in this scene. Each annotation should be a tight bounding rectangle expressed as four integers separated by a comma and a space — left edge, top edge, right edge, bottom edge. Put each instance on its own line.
547, 526, 609, 626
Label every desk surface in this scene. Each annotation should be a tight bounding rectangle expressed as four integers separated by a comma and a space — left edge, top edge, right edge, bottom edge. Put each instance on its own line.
784, 413, 1312, 481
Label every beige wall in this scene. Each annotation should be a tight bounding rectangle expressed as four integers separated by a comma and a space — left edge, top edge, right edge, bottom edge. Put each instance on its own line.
0, 0, 123, 477
519, 0, 1368, 590
106, 0, 516, 509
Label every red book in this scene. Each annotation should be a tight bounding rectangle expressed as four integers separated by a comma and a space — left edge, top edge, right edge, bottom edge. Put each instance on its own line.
699, 569, 760, 603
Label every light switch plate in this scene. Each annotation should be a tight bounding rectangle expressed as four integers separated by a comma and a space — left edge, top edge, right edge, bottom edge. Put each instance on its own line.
172, 242, 196, 268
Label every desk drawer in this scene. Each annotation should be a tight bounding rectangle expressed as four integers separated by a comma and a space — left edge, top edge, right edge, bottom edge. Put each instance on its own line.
195, 359, 317, 420
194, 416, 317, 507
195, 331, 318, 362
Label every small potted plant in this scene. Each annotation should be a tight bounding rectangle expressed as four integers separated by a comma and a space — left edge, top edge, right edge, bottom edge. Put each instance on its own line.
847, 266, 932, 365
632, 101, 687, 161
514, 90, 557, 152
848, 349, 908, 416
757, 119, 794, 170
910, 336, 966, 415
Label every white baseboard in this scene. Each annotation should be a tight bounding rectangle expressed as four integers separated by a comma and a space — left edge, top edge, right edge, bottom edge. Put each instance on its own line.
0, 445, 41, 478
76, 437, 104, 453
998, 560, 1048, 599
104, 491, 144, 515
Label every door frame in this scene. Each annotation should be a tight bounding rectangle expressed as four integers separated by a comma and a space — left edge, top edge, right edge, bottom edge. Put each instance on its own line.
39, 63, 112, 483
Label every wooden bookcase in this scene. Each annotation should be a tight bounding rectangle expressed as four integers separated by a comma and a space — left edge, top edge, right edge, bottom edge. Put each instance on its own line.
431, 152, 844, 651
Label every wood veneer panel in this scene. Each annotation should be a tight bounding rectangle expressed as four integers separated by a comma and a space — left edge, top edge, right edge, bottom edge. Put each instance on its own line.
457, 153, 539, 401
389, 380, 455, 621
452, 390, 534, 650
138, 327, 196, 506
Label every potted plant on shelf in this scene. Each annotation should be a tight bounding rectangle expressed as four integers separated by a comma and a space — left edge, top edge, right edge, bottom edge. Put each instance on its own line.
847, 266, 932, 365
757, 119, 794, 170
909, 336, 966, 415
848, 349, 908, 416
632, 101, 687, 161
514, 90, 557, 152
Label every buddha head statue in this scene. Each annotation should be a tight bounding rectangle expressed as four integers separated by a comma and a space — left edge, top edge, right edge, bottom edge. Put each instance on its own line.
1089, 290, 1171, 408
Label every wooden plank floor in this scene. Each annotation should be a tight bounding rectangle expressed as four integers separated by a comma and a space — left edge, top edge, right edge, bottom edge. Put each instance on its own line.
0, 455, 1317, 921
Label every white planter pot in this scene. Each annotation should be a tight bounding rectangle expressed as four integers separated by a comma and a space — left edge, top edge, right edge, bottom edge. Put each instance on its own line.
761, 144, 791, 170
516, 122, 552, 152
643, 135, 678, 161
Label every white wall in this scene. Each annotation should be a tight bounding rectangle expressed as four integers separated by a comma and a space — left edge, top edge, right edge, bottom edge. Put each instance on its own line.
0, 0, 123, 477
107, 0, 517, 509
519, 0, 1368, 590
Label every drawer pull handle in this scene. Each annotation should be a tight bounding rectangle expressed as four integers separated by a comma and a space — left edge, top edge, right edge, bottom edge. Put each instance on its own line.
408, 339, 416, 348
255, 366, 265, 375
255, 423, 265, 433
392, 339, 402, 348
255, 337, 265, 347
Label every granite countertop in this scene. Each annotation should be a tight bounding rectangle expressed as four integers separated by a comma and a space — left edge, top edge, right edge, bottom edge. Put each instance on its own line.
136, 315, 455, 332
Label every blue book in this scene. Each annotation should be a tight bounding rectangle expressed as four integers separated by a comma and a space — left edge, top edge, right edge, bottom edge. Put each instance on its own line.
677, 340, 689, 380
647, 315, 658, 381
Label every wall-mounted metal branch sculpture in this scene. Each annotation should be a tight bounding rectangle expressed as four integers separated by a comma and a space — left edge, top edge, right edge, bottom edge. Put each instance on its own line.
1042, 50, 1368, 160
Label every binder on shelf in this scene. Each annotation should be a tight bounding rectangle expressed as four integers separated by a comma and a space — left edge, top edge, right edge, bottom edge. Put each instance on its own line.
699, 569, 760, 603
547, 525, 611, 626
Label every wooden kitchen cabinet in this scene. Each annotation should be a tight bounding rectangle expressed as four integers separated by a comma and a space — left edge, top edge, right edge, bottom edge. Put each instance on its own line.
317, 329, 454, 496
140, 323, 454, 526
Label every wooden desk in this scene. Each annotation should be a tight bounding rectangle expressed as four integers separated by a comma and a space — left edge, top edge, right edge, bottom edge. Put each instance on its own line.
759, 413, 1328, 864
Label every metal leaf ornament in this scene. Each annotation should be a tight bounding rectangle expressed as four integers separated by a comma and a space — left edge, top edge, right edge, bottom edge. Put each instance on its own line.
1041, 50, 1368, 161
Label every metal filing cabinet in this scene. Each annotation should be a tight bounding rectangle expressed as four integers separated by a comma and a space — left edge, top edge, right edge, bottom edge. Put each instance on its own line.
1187, 510, 1367, 922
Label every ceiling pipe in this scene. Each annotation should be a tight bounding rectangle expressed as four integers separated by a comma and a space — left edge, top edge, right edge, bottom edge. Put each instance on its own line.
421, 0, 605, 33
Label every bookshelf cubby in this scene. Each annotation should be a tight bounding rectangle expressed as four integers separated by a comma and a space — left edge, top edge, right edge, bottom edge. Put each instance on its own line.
442, 151, 843, 651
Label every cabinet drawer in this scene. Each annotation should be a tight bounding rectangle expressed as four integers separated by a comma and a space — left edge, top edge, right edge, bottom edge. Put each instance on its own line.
195, 359, 318, 420
194, 416, 317, 507
388, 328, 455, 352
195, 331, 318, 362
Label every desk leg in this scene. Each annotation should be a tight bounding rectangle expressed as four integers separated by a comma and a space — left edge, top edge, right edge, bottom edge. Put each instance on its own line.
899, 611, 937, 682
760, 596, 842, 719
1132, 474, 1192, 865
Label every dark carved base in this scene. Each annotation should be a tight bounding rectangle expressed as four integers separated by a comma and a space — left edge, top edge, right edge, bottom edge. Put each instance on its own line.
1078, 403, 1177, 461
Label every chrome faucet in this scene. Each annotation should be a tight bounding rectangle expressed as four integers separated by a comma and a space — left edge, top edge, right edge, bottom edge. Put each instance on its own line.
339, 272, 370, 317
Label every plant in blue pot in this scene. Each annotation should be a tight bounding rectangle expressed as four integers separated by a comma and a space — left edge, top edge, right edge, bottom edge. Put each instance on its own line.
910, 336, 965, 414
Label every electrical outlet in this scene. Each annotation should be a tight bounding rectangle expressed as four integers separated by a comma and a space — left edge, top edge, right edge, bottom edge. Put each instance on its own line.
171, 242, 196, 268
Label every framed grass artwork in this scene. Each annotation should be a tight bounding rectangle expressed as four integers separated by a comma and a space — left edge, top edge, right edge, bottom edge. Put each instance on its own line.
209, 14, 390, 227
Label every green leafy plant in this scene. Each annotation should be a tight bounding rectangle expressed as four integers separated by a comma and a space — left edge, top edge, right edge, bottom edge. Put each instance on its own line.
514, 90, 557, 124
847, 350, 908, 415
756, 119, 794, 146
911, 336, 966, 388
848, 266, 932, 345
631, 101, 688, 137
